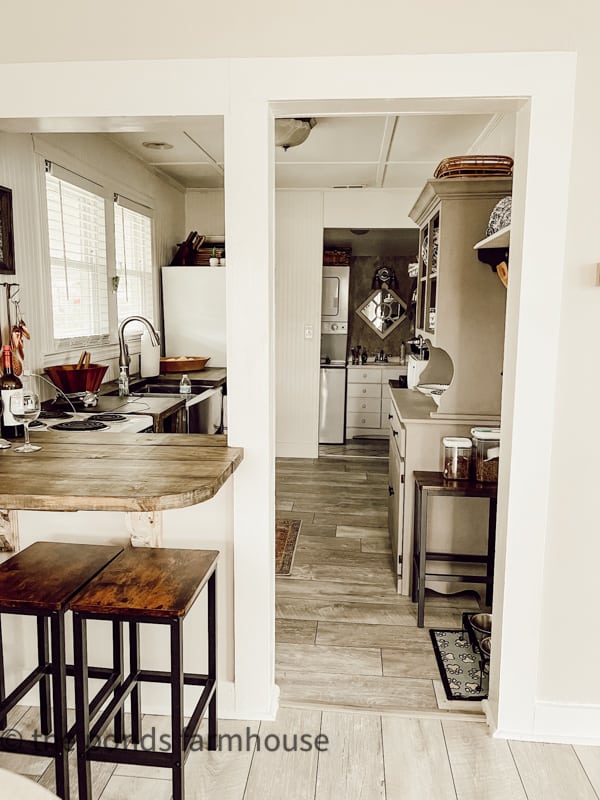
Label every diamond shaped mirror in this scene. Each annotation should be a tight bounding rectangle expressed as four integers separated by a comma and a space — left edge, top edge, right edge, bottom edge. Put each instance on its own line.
357, 288, 407, 339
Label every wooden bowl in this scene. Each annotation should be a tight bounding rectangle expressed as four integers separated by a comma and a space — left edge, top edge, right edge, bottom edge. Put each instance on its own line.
45, 363, 109, 394
159, 356, 210, 373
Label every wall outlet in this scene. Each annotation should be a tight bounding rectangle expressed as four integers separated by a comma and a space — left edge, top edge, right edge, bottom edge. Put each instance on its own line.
304, 324, 313, 340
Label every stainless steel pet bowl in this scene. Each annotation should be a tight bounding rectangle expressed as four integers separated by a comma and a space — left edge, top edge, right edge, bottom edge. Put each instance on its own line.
469, 612, 492, 636
480, 636, 491, 658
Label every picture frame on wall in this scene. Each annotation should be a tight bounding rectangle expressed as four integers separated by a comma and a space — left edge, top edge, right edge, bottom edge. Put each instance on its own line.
0, 186, 15, 275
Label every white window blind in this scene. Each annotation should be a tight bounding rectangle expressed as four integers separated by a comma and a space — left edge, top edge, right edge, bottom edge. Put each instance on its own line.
45, 163, 109, 344
114, 195, 154, 325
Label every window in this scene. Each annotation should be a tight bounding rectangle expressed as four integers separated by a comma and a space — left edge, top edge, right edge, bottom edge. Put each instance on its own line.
45, 163, 109, 344
114, 195, 154, 325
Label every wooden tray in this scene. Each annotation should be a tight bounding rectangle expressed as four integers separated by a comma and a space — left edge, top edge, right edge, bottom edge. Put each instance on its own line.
160, 356, 210, 373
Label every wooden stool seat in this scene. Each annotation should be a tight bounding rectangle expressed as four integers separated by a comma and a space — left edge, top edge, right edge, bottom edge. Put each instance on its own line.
0, 542, 124, 612
71, 546, 219, 800
70, 547, 218, 618
0, 542, 123, 800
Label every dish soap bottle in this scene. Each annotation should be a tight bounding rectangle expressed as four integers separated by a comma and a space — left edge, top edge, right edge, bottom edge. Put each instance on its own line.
179, 374, 191, 396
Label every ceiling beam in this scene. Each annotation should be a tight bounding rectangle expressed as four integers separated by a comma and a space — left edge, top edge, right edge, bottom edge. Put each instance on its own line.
183, 130, 224, 176
375, 116, 397, 188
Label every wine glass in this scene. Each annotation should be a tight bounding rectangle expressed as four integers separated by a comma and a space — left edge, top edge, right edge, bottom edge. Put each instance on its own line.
9, 391, 42, 453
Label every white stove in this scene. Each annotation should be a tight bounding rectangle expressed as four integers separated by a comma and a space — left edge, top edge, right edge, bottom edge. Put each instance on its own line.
31, 410, 154, 434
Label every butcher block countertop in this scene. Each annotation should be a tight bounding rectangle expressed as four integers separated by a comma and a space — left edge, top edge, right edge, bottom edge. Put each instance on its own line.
0, 432, 243, 513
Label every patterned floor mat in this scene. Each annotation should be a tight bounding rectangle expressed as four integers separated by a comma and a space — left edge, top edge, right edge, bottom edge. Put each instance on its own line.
429, 628, 488, 701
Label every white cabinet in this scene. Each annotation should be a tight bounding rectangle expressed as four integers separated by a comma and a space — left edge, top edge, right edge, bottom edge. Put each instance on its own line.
388, 387, 497, 595
409, 178, 511, 417
346, 365, 407, 439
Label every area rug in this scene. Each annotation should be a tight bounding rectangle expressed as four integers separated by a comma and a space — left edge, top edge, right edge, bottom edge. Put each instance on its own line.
276, 519, 301, 576
429, 628, 489, 701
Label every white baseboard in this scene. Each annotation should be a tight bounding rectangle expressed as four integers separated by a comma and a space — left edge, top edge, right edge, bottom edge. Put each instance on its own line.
224, 682, 280, 721
276, 442, 318, 458
495, 700, 600, 746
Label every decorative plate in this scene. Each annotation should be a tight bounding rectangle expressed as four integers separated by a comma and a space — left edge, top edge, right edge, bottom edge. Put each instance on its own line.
421, 228, 439, 271
486, 196, 512, 237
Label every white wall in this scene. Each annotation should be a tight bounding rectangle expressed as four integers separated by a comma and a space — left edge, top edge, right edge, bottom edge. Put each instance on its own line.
275, 191, 323, 457
185, 189, 225, 237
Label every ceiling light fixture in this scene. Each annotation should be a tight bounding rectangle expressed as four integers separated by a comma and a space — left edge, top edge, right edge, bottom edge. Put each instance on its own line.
142, 141, 174, 150
275, 118, 316, 151
350, 229, 370, 236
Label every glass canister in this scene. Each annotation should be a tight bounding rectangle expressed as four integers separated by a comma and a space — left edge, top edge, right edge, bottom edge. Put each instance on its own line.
442, 437, 472, 480
471, 427, 501, 482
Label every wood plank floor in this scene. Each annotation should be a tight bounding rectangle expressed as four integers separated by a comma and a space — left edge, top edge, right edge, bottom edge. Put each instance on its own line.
8, 706, 600, 799
276, 440, 482, 717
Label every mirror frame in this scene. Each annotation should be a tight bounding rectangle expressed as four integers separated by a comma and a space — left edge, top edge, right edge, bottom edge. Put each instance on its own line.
357, 287, 407, 339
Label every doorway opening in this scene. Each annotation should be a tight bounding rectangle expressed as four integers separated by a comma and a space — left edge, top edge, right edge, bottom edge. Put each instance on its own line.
274, 108, 515, 716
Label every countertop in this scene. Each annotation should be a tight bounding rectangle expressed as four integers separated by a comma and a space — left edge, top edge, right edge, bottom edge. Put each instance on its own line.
390, 386, 439, 423
0, 432, 243, 512
390, 386, 501, 425
144, 367, 227, 388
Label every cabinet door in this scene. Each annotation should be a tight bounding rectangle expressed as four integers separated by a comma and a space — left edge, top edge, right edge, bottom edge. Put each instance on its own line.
388, 437, 405, 577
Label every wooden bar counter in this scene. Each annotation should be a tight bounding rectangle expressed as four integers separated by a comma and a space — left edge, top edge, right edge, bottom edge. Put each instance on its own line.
0, 431, 244, 717
0, 431, 243, 513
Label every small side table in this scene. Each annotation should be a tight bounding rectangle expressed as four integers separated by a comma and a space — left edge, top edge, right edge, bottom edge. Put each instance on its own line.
412, 470, 498, 628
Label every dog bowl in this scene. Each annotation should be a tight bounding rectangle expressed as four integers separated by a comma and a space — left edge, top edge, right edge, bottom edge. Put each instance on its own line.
480, 636, 491, 658
469, 612, 492, 636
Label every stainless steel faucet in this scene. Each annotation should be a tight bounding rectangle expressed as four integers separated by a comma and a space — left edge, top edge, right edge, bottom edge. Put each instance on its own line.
117, 316, 160, 395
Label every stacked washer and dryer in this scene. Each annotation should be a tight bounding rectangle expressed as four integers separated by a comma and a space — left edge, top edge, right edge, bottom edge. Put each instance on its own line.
318, 266, 349, 444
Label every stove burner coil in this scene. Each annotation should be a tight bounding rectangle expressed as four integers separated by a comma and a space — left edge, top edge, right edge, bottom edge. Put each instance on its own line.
50, 420, 109, 432
39, 410, 73, 420
90, 413, 128, 423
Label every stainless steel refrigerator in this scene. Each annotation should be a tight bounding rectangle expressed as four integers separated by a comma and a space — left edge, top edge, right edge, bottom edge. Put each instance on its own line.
319, 363, 347, 443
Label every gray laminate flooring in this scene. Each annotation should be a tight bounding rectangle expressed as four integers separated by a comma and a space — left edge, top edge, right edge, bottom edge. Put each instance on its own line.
276, 440, 484, 717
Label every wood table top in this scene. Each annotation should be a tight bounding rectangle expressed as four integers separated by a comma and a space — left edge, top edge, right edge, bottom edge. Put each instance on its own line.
0, 432, 243, 513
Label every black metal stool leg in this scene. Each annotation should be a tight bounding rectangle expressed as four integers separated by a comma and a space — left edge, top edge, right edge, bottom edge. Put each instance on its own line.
73, 612, 92, 800
49, 611, 68, 800
207, 571, 217, 751
170, 618, 185, 800
129, 621, 141, 744
417, 488, 428, 628
486, 498, 497, 607
37, 615, 51, 736
0, 615, 6, 730
112, 620, 124, 743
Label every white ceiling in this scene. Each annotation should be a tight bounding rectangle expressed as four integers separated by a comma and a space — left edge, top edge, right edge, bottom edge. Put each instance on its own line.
106, 112, 505, 191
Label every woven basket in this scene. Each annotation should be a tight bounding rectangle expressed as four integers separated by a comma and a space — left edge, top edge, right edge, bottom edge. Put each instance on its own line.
434, 155, 513, 180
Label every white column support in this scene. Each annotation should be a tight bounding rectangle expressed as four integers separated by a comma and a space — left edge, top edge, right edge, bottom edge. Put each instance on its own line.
0, 509, 19, 552
127, 511, 163, 548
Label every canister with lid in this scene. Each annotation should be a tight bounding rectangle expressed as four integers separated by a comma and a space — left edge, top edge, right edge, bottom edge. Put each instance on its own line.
471, 427, 501, 482
442, 437, 472, 480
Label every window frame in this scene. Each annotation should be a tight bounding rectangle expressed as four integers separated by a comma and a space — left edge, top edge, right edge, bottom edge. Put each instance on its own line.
36, 149, 156, 365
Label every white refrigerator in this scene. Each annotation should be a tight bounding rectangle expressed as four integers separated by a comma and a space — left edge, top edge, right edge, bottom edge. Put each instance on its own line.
161, 266, 227, 366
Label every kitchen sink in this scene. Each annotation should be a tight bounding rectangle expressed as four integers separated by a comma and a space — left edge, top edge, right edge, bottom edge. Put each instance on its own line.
105, 378, 211, 397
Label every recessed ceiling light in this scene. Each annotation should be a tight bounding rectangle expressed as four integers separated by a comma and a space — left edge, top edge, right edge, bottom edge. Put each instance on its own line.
142, 141, 174, 150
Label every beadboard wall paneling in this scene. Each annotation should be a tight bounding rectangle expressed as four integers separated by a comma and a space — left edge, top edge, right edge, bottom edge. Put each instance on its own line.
0, 133, 47, 376
185, 190, 225, 238
275, 191, 323, 457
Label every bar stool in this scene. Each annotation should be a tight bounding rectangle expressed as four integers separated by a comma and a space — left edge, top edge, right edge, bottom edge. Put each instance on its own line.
0, 541, 124, 800
71, 546, 219, 800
